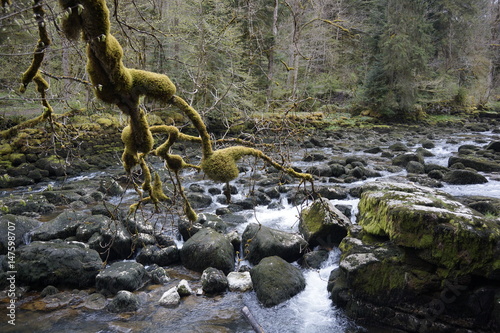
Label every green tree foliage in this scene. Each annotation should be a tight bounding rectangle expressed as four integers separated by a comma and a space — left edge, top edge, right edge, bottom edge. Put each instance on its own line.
361, 0, 432, 118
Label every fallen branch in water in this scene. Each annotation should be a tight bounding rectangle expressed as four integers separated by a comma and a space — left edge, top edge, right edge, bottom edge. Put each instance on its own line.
241, 306, 266, 333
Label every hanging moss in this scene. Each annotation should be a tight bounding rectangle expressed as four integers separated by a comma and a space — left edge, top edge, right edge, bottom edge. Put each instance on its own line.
152, 173, 169, 202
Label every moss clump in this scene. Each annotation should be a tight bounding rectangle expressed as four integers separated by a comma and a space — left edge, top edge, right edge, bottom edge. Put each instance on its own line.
129, 69, 176, 102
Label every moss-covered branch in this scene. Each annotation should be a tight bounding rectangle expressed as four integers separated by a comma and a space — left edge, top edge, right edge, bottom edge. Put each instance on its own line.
55, 0, 313, 221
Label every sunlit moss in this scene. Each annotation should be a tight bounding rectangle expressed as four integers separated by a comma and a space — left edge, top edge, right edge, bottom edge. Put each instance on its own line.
152, 172, 169, 202
129, 69, 176, 102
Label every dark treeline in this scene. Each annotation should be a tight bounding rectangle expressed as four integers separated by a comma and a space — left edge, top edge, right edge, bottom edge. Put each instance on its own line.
0, 0, 499, 126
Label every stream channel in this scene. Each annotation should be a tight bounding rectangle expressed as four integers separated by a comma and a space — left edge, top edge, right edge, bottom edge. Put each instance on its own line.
1, 128, 499, 333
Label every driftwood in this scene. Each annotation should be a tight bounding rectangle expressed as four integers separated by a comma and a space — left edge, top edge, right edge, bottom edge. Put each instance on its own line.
241, 306, 266, 333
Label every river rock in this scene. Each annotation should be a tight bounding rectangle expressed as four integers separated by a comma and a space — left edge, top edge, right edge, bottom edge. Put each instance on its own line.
299, 249, 329, 269
201, 267, 228, 294
486, 141, 500, 152
98, 178, 124, 196
159, 287, 181, 307
448, 156, 500, 172
391, 153, 424, 167
136, 245, 180, 266
16, 240, 102, 288
95, 261, 149, 296
227, 271, 252, 292
180, 228, 235, 274
242, 223, 308, 265
406, 160, 425, 174
76, 214, 134, 260
83, 293, 107, 310
315, 186, 348, 200
107, 290, 140, 313
146, 264, 170, 284
306, 164, 334, 177
443, 169, 488, 184
177, 279, 193, 296
299, 198, 351, 248
0, 214, 40, 254
334, 181, 500, 332
250, 256, 305, 307
31, 211, 89, 241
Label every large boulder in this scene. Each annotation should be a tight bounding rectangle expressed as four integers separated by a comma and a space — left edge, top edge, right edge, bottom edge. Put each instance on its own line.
299, 197, 351, 248
334, 181, 500, 332
250, 256, 306, 307
0, 215, 40, 254
242, 223, 308, 265
357, 182, 499, 277
16, 241, 102, 288
95, 261, 149, 296
180, 228, 235, 274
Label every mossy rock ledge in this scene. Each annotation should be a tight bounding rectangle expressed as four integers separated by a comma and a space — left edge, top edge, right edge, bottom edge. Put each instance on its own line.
330, 181, 500, 332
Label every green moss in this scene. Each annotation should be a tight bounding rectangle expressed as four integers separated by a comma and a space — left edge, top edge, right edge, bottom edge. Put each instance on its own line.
129, 69, 176, 102
0, 144, 13, 155
152, 172, 169, 202
86, 35, 133, 106
201, 146, 251, 183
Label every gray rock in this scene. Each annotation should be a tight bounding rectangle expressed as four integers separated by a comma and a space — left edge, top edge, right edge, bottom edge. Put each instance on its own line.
406, 161, 425, 174
99, 178, 125, 196
177, 279, 193, 296
16, 241, 102, 288
299, 249, 329, 269
250, 256, 305, 307
95, 261, 149, 296
80, 215, 133, 260
136, 245, 180, 266
146, 264, 170, 284
242, 223, 308, 265
31, 211, 89, 241
186, 192, 213, 209
159, 287, 181, 307
107, 290, 140, 313
227, 271, 252, 292
299, 198, 351, 248
201, 267, 228, 294
392, 153, 424, 167
180, 228, 235, 274
83, 293, 107, 310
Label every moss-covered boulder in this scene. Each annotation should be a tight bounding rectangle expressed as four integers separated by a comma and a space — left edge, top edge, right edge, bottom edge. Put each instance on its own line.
358, 182, 500, 278
242, 223, 308, 265
448, 156, 500, 172
443, 169, 488, 185
250, 256, 305, 307
334, 181, 500, 332
299, 197, 351, 247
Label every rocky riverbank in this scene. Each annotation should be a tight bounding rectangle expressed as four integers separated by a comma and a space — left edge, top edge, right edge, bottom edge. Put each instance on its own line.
0, 114, 500, 332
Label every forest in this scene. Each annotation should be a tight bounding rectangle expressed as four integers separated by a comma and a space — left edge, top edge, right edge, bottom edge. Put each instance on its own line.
0, 0, 499, 130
